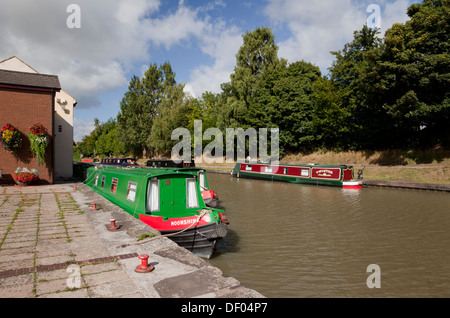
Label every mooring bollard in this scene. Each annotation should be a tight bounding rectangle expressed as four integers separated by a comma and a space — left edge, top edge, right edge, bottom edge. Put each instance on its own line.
90, 202, 99, 211
135, 254, 154, 273
108, 219, 120, 231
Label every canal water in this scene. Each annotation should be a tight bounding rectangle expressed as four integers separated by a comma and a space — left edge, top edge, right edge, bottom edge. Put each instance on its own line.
207, 172, 450, 298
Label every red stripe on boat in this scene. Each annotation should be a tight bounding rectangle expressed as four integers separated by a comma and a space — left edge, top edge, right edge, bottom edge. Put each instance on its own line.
139, 214, 211, 232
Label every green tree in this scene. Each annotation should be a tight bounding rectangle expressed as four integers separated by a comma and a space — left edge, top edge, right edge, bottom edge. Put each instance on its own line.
117, 62, 178, 158
256, 61, 321, 152
312, 77, 351, 150
147, 83, 189, 155
186, 92, 221, 151
116, 76, 149, 157
219, 27, 287, 129
380, 0, 450, 147
329, 25, 389, 149
95, 119, 125, 157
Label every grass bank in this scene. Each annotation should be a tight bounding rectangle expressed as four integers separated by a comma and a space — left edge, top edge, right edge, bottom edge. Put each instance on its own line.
282, 149, 450, 185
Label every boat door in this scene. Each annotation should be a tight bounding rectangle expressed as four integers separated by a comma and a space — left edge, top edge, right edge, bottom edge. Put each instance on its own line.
160, 177, 184, 216
148, 176, 200, 217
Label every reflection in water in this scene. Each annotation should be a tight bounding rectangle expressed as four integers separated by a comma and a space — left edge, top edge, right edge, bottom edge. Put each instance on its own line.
207, 173, 450, 298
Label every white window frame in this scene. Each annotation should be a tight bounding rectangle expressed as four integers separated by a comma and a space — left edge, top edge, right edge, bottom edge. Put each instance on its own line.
186, 178, 199, 209
301, 169, 309, 177
198, 171, 206, 190
146, 179, 160, 213
126, 182, 137, 202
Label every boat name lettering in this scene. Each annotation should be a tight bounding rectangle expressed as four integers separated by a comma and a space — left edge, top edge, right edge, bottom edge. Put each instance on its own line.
171, 218, 197, 226
316, 169, 334, 177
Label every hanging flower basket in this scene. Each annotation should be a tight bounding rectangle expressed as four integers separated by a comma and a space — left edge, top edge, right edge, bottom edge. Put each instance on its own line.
27, 124, 49, 166
0, 123, 22, 152
13, 168, 39, 186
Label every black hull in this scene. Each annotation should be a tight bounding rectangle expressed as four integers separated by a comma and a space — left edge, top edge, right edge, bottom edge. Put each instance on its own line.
161, 222, 228, 259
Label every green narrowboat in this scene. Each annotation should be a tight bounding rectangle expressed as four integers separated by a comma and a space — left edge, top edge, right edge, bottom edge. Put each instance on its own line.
232, 161, 363, 189
85, 165, 229, 259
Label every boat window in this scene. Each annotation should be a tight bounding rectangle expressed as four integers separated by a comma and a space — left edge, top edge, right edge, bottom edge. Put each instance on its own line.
265, 166, 272, 173
283, 168, 288, 175
126, 182, 137, 202
245, 165, 252, 171
186, 178, 199, 209
101, 176, 106, 188
94, 174, 99, 186
301, 169, 309, 177
111, 178, 118, 194
198, 171, 206, 190
146, 180, 160, 212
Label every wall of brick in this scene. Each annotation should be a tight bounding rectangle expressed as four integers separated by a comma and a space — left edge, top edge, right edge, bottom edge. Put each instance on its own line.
0, 87, 54, 184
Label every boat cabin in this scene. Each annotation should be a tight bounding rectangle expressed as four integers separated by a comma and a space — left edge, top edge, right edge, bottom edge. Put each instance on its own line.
147, 158, 195, 168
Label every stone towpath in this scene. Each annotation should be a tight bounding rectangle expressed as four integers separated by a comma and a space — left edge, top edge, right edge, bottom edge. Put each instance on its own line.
0, 182, 264, 298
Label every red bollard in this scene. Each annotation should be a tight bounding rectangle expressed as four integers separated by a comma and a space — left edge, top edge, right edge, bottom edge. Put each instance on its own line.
108, 219, 120, 231
135, 254, 154, 273
73, 184, 78, 191
90, 202, 99, 211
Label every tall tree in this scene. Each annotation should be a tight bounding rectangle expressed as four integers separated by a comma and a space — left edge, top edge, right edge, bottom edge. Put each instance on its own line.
116, 76, 149, 157
117, 62, 179, 157
380, 0, 450, 147
256, 61, 321, 152
219, 27, 287, 129
329, 25, 388, 149
312, 77, 351, 150
147, 83, 188, 155
187, 92, 221, 151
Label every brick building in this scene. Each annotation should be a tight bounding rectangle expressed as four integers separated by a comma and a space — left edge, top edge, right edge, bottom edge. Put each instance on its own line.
0, 57, 76, 184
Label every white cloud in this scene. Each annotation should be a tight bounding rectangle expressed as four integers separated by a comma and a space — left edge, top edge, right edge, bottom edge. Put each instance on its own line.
187, 24, 243, 97
0, 0, 244, 108
264, 0, 413, 73
143, 3, 208, 49
142, 1, 243, 98
379, 0, 415, 35
0, 0, 162, 109
74, 118, 95, 142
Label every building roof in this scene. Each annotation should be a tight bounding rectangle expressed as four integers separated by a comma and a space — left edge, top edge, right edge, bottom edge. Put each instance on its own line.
0, 69, 61, 90
0, 56, 39, 73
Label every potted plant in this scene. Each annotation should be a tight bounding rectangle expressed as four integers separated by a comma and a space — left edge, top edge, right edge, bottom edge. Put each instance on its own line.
27, 123, 49, 166
13, 167, 39, 186
0, 123, 22, 154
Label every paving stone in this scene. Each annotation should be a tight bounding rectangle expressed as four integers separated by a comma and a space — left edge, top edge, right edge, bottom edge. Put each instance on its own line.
36, 278, 71, 295
37, 288, 89, 298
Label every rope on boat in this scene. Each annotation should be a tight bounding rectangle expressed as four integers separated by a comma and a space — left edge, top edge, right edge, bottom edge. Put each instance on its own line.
118, 209, 212, 248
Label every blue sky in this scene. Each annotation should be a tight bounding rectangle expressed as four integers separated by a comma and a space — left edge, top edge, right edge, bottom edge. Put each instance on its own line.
0, 0, 420, 141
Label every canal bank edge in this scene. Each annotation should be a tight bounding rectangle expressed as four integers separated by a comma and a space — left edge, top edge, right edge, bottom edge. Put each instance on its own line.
71, 182, 265, 298
362, 180, 450, 192
202, 168, 450, 192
